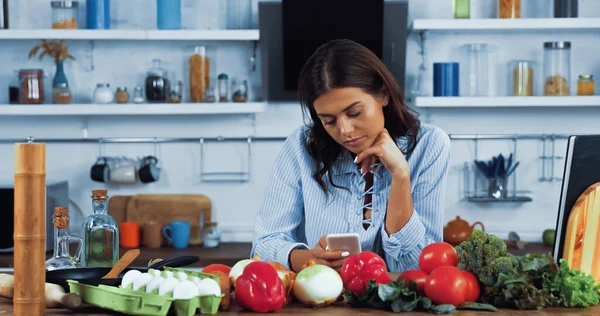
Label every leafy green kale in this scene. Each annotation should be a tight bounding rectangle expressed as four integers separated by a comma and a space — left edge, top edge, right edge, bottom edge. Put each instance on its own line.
543, 259, 600, 308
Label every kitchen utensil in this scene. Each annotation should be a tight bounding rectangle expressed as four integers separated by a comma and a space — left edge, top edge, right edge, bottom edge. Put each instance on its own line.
46, 255, 200, 292
506, 161, 520, 177
102, 249, 140, 279
443, 216, 485, 246
0, 274, 82, 309
562, 182, 600, 282
126, 194, 211, 246
508, 231, 525, 250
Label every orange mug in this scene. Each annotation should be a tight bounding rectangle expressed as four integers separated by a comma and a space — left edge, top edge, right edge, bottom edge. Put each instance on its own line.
119, 222, 140, 248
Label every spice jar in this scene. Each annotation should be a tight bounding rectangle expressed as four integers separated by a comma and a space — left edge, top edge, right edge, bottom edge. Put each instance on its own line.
509, 60, 535, 96
232, 78, 248, 102
168, 81, 183, 103
205, 86, 216, 102
115, 87, 129, 103
543, 41, 571, 96
51, 1, 79, 29
453, 0, 470, 19
499, 0, 520, 19
201, 222, 220, 248
132, 86, 144, 103
577, 75, 594, 96
53, 83, 72, 104
145, 59, 170, 103
18, 69, 45, 104
94, 83, 114, 104
189, 46, 210, 102
218, 73, 229, 102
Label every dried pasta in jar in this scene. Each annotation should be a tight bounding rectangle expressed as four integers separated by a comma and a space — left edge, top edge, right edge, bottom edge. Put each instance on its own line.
189, 46, 210, 102
499, 0, 520, 19
544, 74, 570, 96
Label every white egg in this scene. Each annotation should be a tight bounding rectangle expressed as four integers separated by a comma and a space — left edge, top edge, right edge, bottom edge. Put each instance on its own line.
145, 276, 166, 293
173, 280, 200, 300
195, 278, 221, 296
164, 271, 175, 279
133, 273, 154, 291
158, 277, 180, 296
191, 276, 201, 284
121, 270, 142, 288
149, 269, 162, 277
176, 272, 188, 281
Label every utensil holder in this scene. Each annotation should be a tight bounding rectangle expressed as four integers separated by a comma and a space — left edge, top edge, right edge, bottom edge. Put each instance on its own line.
488, 177, 507, 199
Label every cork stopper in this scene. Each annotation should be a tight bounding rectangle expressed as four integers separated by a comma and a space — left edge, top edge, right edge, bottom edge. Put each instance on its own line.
205, 221, 217, 227
91, 189, 108, 202
53, 206, 69, 229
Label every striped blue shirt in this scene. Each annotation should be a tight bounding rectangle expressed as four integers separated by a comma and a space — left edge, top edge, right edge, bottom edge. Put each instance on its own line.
251, 123, 451, 272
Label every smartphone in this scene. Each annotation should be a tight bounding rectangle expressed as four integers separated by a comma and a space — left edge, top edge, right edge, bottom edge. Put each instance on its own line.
326, 233, 361, 255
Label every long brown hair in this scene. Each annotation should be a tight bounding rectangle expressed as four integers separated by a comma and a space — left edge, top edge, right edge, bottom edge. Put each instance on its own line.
298, 39, 420, 195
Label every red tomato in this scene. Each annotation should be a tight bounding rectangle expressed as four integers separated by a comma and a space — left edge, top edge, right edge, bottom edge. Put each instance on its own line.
397, 269, 428, 295
418, 242, 458, 274
462, 270, 480, 302
202, 264, 231, 276
424, 266, 468, 306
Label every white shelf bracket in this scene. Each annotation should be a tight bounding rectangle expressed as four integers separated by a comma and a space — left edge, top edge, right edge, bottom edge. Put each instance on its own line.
85, 40, 95, 72
199, 136, 252, 182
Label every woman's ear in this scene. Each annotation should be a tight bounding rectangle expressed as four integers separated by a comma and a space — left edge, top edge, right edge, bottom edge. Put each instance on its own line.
380, 87, 390, 107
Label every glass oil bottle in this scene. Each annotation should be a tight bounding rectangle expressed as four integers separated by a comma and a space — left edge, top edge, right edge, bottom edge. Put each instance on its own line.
81, 189, 119, 267
45, 206, 83, 271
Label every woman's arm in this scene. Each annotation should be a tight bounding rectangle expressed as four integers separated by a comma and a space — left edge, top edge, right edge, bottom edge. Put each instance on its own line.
251, 134, 309, 270
380, 129, 451, 271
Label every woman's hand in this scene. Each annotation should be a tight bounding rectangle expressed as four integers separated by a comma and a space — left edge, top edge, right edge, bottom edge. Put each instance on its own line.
355, 128, 409, 178
289, 235, 349, 273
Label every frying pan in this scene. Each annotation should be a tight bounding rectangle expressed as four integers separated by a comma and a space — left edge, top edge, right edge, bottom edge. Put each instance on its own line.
46, 255, 200, 292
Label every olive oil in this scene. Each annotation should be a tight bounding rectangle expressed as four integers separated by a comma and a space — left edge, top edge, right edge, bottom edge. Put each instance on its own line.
81, 190, 119, 267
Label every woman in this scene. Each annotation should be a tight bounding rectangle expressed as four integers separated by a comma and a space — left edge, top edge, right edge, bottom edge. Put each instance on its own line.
251, 39, 451, 273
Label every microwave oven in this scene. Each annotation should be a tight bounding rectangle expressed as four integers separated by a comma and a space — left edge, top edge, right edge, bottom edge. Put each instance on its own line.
0, 180, 69, 253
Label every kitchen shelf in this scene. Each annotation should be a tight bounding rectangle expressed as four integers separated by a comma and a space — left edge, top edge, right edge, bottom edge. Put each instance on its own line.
415, 96, 600, 108
467, 196, 533, 203
0, 29, 260, 41
0, 102, 267, 116
411, 18, 600, 33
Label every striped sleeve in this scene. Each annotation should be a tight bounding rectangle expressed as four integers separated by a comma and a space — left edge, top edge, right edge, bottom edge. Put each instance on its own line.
251, 131, 309, 269
381, 128, 451, 271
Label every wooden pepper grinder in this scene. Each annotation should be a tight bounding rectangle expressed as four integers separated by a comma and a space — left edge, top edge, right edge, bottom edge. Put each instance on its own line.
13, 138, 46, 315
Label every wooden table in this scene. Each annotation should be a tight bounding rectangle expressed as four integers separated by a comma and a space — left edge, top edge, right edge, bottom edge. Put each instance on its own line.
1, 297, 599, 315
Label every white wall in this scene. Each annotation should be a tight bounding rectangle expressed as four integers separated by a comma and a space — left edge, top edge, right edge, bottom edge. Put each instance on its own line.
1, 0, 600, 243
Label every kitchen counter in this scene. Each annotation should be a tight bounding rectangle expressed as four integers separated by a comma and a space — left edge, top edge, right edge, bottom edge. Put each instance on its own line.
0, 242, 552, 269
0, 298, 598, 315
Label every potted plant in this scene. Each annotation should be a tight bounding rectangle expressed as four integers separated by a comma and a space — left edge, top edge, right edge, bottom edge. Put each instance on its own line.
28, 39, 75, 88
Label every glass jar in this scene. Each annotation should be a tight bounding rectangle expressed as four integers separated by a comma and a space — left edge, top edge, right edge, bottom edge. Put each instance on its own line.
53, 83, 72, 104
133, 86, 145, 103
189, 46, 210, 102
543, 41, 571, 96
205, 86, 216, 102
232, 78, 248, 102
577, 75, 594, 96
94, 83, 114, 104
461, 44, 489, 97
509, 60, 535, 96
115, 87, 129, 103
157, 0, 181, 30
227, 0, 252, 29
202, 222, 220, 248
46, 207, 83, 271
499, 0, 520, 19
145, 59, 170, 103
168, 81, 183, 103
51, 1, 79, 29
453, 0, 470, 19
86, 0, 110, 29
218, 73, 229, 102
18, 69, 45, 104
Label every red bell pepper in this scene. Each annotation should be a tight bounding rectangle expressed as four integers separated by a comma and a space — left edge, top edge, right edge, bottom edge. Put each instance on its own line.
340, 251, 392, 296
234, 261, 286, 313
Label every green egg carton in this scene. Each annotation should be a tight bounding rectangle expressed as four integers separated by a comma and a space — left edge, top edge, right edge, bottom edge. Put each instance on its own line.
162, 267, 224, 315
67, 280, 172, 316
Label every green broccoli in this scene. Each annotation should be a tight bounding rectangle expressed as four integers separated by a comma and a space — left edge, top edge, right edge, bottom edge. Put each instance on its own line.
455, 230, 509, 285
479, 255, 520, 287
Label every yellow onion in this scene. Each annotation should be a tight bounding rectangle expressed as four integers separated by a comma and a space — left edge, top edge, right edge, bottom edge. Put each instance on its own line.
292, 259, 343, 306
228, 253, 260, 288
268, 261, 296, 304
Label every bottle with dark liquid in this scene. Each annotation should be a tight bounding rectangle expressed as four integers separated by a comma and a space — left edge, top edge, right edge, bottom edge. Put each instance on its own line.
145, 59, 170, 103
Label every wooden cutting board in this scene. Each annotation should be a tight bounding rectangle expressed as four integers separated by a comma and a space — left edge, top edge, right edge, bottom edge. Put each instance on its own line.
108, 195, 132, 225
125, 194, 211, 246
563, 182, 600, 282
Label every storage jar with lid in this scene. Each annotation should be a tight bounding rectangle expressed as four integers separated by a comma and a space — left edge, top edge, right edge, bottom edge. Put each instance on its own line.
498, 0, 520, 18
543, 41, 571, 96
201, 222, 220, 248
189, 46, 210, 102
53, 83, 72, 104
168, 81, 183, 103
509, 60, 535, 96
577, 75, 594, 96
461, 43, 489, 97
51, 1, 79, 29
133, 86, 144, 103
157, 0, 181, 30
94, 83, 114, 104
232, 78, 248, 102
115, 87, 129, 103
218, 73, 229, 102
453, 0, 470, 19
18, 69, 45, 104
145, 59, 170, 103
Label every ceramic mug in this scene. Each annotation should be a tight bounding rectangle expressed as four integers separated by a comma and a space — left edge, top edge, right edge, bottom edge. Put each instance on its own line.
139, 156, 160, 183
119, 222, 140, 248
142, 221, 162, 249
90, 157, 110, 183
111, 159, 137, 184
162, 221, 191, 249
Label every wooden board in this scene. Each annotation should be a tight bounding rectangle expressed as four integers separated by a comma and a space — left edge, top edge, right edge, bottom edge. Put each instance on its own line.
107, 195, 131, 225
125, 194, 211, 246
563, 182, 600, 282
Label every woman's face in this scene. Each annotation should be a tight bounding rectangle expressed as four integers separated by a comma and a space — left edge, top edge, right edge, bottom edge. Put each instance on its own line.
313, 87, 387, 154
